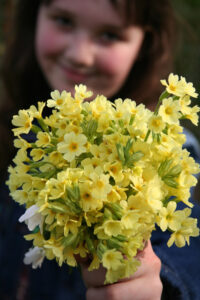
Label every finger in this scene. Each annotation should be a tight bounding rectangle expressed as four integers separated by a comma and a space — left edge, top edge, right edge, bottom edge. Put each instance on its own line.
81, 263, 107, 288
75, 254, 91, 266
133, 240, 162, 279
86, 276, 162, 300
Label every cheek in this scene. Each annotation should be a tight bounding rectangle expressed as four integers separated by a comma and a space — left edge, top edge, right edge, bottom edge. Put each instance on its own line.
35, 23, 64, 59
97, 46, 138, 77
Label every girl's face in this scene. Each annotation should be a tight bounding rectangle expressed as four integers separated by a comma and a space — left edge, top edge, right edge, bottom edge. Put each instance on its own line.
35, 0, 144, 98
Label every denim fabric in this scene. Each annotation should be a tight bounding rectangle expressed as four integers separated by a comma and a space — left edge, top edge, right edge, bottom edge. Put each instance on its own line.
0, 186, 86, 300
152, 196, 200, 300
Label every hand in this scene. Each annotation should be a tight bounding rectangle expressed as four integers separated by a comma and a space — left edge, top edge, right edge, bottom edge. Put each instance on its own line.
80, 240, 163, 300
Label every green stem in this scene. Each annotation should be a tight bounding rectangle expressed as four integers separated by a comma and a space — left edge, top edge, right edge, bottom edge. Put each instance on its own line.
144, 129, 151, 142
154, 90, 169, 115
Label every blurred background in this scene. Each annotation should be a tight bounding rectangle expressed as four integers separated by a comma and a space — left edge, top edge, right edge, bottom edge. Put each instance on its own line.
0, 0, 200, 136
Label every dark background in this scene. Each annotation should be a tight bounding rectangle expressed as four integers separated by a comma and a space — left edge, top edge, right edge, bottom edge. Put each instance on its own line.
0, 0, 200, 136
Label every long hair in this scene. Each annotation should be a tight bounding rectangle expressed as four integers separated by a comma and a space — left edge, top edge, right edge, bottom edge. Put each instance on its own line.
0, 0, 176, 181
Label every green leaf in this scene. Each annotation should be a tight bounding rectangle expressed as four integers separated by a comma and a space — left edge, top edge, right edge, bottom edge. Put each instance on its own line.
62, 233, 78, 248
116, 143, 125, 164
159, 90, 169, 102
158, 159, 173, 177
127, 151, 144, 167
163, 177, 178, 188
85, 233, 95, 253
48, 202, 69, 213
124, 139, 133, 156
168, 165, 182, 177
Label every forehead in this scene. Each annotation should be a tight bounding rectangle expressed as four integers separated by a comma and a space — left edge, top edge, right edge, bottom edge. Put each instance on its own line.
46, 0, 126, 27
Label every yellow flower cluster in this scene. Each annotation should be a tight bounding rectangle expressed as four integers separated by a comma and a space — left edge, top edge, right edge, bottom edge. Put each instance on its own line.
7, 74, 200, 283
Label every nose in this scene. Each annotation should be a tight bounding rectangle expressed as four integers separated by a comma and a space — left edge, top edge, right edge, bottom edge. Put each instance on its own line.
65, 32, 95, 68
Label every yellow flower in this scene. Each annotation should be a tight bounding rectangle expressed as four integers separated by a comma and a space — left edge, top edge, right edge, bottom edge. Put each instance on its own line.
124, 235, 143, 257
178, 171, 197, 190
30, 148, 45, 161
46, 178, 66, 199
121, 211, 140, 230
88, 253, 100, 271
105, 264, 125, 284
167, 207, 199, 248
13, 148, 29, 165
104, 161, 124, 183
179, 95, 191, 115
84, 211, 102, 227
7, 77, 200, 284
75, 84, 93, 100
103, 220, 122, 236
133, 104, 151, 133
178, 94, 199, 124
54, 119, 68, 136
181, 150, 200, 174
29, 102, 45, 119
167, 125, 186, 145
157, 201, 184, 231
90, 172, 112, 200
143, 175, 164, 212
123, 98, 137, 115
180, 76, 198, 98
90, 95, 114, 119
49, 151, 64, 165
14, 137, 31, 150
12, 110, 33, 136
64, 217, 81, 237
167, 224, 199, 248
36, 132, 51, 147
124, 259, 141, 277
44, 110, 60, 127
184, 105, 200, 126
57, 132, 87, 162
89, 144, 101, 158
10, 189, 29, 205
64, 247, 77, 266
129, 173, 144, 192
47, 90, 68, 109
44, 241, 64, 266
81, 158, 103, 177
80, 182, 102, 212
148, 115, 165, 133
97, 112, 111, 132
114, 98, 130, 124
74, 243, 88, 258
160, 73, 184, 97
159, 98, 180, 124
102, 249, 123, 270
24, 232, 44, 247
107, 188, 122, 203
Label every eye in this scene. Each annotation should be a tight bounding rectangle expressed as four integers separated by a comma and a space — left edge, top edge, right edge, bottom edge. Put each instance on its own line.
100, 31, 121, 44
53, 15, 73, 28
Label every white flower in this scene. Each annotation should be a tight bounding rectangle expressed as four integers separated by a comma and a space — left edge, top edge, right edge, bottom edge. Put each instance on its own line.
24, 247, 45, 269
19, 205, 43, 231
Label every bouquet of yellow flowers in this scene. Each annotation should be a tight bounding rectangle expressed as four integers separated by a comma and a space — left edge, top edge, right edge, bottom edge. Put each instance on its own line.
7, 74, 200, 283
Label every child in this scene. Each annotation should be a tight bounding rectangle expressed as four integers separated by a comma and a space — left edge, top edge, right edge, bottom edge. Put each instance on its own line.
0, 0, 200, 299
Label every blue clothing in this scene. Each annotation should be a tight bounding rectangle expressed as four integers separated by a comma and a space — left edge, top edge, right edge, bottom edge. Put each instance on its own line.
0, 130, 200, 300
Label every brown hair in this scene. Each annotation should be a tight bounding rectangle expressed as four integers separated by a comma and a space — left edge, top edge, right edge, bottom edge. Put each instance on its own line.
0, 0, 176, 181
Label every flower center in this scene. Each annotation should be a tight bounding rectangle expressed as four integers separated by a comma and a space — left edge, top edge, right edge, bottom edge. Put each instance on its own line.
56, 99, 63, 105
97, 181, 104, 189
69, 142, 78, 151
165, 107, 173, 115
169, 84, 176, 92
25, 121, 31, 128
83, 192, 92, 201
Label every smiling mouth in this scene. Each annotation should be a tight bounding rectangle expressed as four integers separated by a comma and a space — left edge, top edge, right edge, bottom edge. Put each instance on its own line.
60, 64, 93, 83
